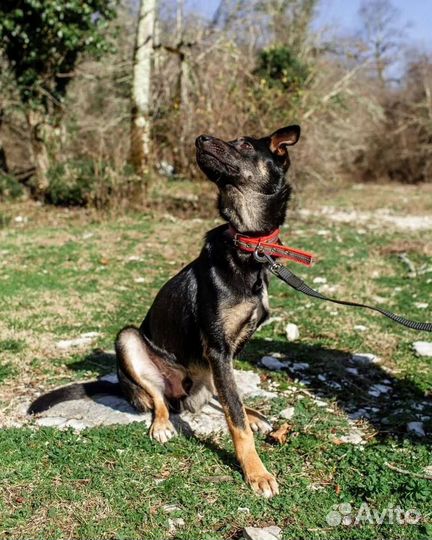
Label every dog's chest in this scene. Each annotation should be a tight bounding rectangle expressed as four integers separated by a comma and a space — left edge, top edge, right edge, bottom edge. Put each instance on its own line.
219, 280, 269, 354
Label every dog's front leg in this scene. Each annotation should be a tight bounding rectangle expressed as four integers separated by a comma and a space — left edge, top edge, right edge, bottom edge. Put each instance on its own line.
206, 346, 279, 498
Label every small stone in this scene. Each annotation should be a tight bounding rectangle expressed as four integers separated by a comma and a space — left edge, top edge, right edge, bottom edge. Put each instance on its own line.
368, 383, 392, 397
238, 507, 250, 514
346, 367, 359, 376
312, 276, 327, 284
352, 353, 377, 365
56, 332, 100, 350
414, 302, 428, 309
339, 430, 365, 445
354, 325, 367, 332
290, 362, 309, 371
314, 399, 327, 408
285, 323, 300, 341
168, 517, 185, 533
162, 504, 181, 513
348, 409, 369, 420
134, 277, 145, 283
243, 526, 282, 540
260, 356, 285, 371
279, 406, 295, 420
407, 421, 425, 437
413, 341, 432, 357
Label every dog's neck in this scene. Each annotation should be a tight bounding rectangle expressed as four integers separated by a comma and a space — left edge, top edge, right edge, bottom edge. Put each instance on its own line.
218, 183, 290, 236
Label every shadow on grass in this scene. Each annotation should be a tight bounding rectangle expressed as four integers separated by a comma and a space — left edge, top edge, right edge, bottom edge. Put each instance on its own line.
241, 337, 432, 443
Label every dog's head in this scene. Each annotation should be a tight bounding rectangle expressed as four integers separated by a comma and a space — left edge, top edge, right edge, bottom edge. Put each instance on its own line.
195, 126, 300, 233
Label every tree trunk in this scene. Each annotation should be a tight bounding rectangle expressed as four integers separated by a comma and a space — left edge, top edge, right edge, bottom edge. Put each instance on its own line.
26, 109, 50, 195
130, 0, 157, 176
0, 110, 8, 174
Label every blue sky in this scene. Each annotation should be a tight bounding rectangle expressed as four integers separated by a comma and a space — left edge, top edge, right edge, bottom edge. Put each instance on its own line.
188, 0, 432, 51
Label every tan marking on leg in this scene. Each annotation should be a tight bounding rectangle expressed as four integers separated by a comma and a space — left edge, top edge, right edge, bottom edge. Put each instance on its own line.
116, 327, 176, 443
226, 413, 279, 498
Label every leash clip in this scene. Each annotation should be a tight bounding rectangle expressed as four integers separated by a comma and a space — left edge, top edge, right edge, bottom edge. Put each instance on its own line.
254, 247, 281, 273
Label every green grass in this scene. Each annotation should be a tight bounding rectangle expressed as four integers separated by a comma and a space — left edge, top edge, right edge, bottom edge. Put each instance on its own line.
0, 186, 431, 539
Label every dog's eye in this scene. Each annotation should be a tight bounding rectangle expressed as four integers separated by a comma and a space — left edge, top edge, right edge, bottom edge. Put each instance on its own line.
240, 141, 253, 150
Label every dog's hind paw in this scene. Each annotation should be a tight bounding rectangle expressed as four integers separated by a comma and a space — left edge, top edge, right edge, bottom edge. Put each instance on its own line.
246, 408, 273, 434
149, 420, 177, 444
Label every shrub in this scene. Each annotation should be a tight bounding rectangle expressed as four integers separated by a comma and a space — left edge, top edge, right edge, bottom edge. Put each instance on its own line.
0, 173, 24, 200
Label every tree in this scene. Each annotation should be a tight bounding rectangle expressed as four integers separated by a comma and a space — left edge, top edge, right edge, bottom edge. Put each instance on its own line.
130, 0, 158, 176
358, 0, 405, 87
0, 0, 117, 195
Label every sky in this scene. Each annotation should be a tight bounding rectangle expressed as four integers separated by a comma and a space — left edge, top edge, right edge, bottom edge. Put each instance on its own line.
187, 0, 432, 51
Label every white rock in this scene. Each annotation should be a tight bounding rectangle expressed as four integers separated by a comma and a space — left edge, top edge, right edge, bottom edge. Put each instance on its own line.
56, 332, 100, 350
407, 422, 425, 437
354, 325, 367, 332
63, 419, 88, 431
162, 504, 181, 513
21, 369, 276, 435
285, 323, 300, 341
414, 302, 428, 309
238, 507, 250, 514
339, 430, 365, 445
314, 399, 327, 408
279, 406, 295, 420
243, 526, 282, 540
260, 356, 285, 371
413, 341, 432, 357
168, 517, 185, 533
35, 416, 67, 428
127, 255, 142, 262
312, 276, 327, 284
352, 353, 378, 365
134, 277, 145, 283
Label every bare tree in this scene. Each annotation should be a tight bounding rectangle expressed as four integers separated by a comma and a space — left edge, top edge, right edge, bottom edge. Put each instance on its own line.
130, 0, 158, 175
358, 0, 406, 86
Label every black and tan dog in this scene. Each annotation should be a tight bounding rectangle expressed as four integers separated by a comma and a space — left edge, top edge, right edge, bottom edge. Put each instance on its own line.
29, 124, 300, 497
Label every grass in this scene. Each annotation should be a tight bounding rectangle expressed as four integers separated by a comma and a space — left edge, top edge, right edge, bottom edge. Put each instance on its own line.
0, 182, 431, 539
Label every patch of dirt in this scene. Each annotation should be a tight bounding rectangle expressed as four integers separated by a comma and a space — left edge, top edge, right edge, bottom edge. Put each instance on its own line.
297, 207, 432, 231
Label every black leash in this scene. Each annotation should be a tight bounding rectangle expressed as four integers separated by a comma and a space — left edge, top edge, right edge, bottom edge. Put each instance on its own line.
254, 251, 432, 333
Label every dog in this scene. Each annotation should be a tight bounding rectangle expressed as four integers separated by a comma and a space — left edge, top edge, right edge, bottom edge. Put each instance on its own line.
29, 124, 301, 497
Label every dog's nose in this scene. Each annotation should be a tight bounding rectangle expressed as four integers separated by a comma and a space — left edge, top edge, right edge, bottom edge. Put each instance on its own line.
196, 135, 212, 146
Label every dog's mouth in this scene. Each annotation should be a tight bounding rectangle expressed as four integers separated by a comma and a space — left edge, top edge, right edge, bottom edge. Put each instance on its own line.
195, 136, 240, 181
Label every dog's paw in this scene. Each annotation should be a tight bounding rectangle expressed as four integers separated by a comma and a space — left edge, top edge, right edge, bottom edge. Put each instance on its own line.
247, 471, 279, 498
246, 409, 273, 434
149, 420, 177, 444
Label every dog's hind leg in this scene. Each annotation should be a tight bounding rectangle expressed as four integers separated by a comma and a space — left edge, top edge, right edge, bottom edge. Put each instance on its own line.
115, 326, 186, 443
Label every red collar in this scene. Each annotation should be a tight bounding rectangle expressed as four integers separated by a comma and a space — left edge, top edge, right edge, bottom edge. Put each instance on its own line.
228, 226, 314, 267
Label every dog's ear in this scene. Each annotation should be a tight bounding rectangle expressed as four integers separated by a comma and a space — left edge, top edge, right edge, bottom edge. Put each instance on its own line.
269, 125, 301, 156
